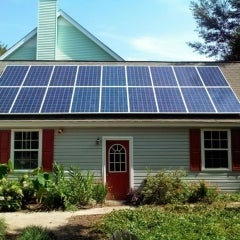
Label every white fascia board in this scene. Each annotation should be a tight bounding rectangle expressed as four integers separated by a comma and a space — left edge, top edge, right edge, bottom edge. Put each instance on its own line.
57, 10, 124, 61
0, 119, 239, 128
0, 29, 37, 60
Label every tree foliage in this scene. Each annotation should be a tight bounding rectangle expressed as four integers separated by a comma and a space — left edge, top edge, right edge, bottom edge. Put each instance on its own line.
189, 0, 240, 60
0, 42, 7, 56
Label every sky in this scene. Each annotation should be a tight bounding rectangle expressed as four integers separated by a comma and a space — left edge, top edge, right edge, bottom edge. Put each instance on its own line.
0, 0, 211, 61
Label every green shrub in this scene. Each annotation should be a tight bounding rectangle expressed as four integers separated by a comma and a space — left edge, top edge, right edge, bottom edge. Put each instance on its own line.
18, 226, 56, 240
18, 174, 35, 207
140, 170, 188, 205
0, 218, 6, 240
188, 181, 219, 204
0, 164, 9, 180
97, 206, 240, 240
0, 178, 23, 211
60, 167, 95, 207
93, 181, 108, 204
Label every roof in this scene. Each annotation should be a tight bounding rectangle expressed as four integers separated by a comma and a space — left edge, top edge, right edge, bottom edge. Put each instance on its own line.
0, 10, 123, 61
0, 61, 239, 124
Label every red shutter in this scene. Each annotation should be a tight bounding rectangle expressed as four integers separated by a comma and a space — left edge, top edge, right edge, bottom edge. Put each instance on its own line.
231, 129, 240, 171
189, 129, 201, 171
42, 129, 54, 172
0, 130, 11, 164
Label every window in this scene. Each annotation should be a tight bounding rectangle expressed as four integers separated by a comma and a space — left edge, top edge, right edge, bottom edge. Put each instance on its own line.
11, 130, 42, 170
108, 144, 127, 172
202, 130, 231, 170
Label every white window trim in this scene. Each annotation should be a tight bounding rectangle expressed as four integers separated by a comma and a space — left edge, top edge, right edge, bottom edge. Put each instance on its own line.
201, 129, 231, 171
108, 144, 127, 173
11, 129, 43, 172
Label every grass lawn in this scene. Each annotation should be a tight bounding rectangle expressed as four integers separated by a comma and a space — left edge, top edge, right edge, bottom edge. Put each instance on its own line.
96, 203, 240, 240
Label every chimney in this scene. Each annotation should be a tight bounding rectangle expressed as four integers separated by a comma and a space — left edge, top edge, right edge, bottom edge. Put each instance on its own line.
37, 0, 57, 60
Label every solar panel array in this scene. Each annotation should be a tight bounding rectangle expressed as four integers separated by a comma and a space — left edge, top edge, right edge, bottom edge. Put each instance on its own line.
0, 65, 239, 114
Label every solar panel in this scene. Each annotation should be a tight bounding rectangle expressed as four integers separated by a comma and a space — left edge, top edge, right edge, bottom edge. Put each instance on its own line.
24, 66, 53, 86
0, 66, 29, 86
174, 67, 203, 86
0, 88, 19, 113
207, 88, 240, 112
76, 66, 101, 86
50, 66, 77, 86
71, 87, 100, 112
11, 87, 46, 113
197, 66, 228, 86
41, 87, 73, 113
181, 88, 215, 112
0, 64, 239, 115
102, 66, 126, 86
150, 67, 177, 86
101, 87, 128, 112
127, 66, 152, 86
155, 88, 186, 112
128, 87, 157, 112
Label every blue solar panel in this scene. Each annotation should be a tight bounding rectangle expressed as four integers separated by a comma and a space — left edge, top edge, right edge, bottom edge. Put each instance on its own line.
101, 87, 128, 112
50, 66, 77, 86
0, 66, 29, 86
208, 88, 240, 112
155, 88, 186, 112
127, 66, 152, 86
197, 67, 228, 86
182, 88, 215, 112
71, 87, 100, 112
11, 88, 46, 113
41, 87, 73, 113
0, 88, 19, 113
0, 64, 240, 115
174, 67, 203, 86
128, 87, 157, 112
76, 66, 101, 86
150, 67, 177, 86
24, 66, 53, 86
102, 66, 126, 86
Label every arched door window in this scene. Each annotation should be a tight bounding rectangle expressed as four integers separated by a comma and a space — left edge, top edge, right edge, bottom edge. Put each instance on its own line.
108, 144, 126, 172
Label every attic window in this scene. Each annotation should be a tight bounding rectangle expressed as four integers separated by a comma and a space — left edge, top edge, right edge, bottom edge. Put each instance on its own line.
202, 130, 231, 170
11, 130, 42, 170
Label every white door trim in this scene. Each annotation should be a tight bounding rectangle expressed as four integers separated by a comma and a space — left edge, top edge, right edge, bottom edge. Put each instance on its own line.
102, 136, 134, 190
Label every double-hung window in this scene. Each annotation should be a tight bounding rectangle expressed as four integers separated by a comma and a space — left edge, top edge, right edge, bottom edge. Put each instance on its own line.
202, 130, 231, 170
11, 130, 42, 170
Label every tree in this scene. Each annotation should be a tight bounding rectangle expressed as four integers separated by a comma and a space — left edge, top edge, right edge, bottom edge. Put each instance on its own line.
188, 0, 240, 61
0, 42, 7, 56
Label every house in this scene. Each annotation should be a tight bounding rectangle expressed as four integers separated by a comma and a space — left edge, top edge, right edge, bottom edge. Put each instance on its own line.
0, 61, 240, 200
1, 1, 240, 200
0, 0, 123, 61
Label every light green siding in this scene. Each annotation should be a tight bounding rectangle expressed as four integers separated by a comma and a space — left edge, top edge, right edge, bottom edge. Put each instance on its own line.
37, 0, 57, 60
56, 17, 116, 61
5, 36, 37, 60
54, 127, 240, 192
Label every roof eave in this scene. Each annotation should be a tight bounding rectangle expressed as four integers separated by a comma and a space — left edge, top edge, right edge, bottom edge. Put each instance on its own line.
0, 28, 37, 60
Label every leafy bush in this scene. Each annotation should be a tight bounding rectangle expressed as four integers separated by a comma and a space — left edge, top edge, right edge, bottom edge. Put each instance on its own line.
188, 181, 219, 204
0, 178, 23, 211
59, 167, 95, 208
92, 181, 108, 204
0, 164, 9, 180
140, 170, 189, 205
0, 218, 6, 240
97, 206, 240, 240
18, 226, 56, 240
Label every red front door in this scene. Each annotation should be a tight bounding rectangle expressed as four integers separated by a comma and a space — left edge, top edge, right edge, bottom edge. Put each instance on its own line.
106, 140, 130, 200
